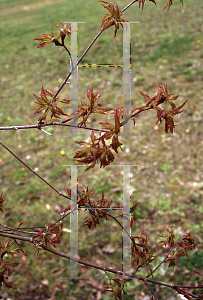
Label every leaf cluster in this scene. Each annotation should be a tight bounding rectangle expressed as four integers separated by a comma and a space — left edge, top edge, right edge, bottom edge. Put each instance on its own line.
159, 225, 196, 268
134, 83, 188, 134
74, 107, 123, 170
0, 239, 20, 289
0, 0, 199, 299
99, 0, 129, 38
106, 276, 128, 300
34, 22, 71, 48
33, 86, 70, 122
34, 222, 63, 248
131, 227, 155, 275
65, 186, 112, 230
68, 85, 112, 127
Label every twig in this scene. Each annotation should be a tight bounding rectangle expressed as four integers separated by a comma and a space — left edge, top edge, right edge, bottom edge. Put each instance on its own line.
0, 228, 202, 298
145, 237, 184, 278
54, 29, 103, 98
144, 279, 158, 300
0, 141, 70, 200
0, 122, 109, 132
122, 0, 138, 12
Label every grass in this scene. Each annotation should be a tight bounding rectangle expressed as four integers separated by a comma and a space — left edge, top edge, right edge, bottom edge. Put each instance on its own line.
0, 0, 203, 299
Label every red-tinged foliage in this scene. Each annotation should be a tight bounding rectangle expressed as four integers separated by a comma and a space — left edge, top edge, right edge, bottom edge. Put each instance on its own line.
50, 22, 71, 46
158, 225, 177, 248
0, 192, 6, 213
33, 86, 70, 122
71, 82, 186, 168
34, 29, 60, 48
163, 0, 184, 10
154, 83, 179, 107
131, 227, 155, 275
140, 83, 180, 108
0, 261, 20, 289
130, 203, 138, 228
0, 239, 21, 289
113, 107, 122, 134
74, 106, 123, 170
155, 99, 188, 134
73, 130, 98, 170
1, 1, 199, 298
131, 203, 139, 213
65, 187, 112, 230
0, 239, 20, 259
33, 222, 63, 248
193, 269, 203, 280
158, 227, 195, 268
111, 135, 123, 153
74, 134, 116, 171
70, 85, 112, 126
178, 233, 196, 256
100, 107, 122, 136
137, 0, 156, 10
138, 83, 188, 134
99, 1, 128, 38
105, 277, 128, 300
34, 22, 71, 48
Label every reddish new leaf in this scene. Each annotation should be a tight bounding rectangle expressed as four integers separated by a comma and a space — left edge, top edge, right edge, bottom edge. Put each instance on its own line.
51, 22, 71, 45
131, 203, 139, 213
34, 22, 71, 48
0, 192, 6, 213
110, 135, 122, 153
71, 86, 112, 126
33, 86, 70, 122
99, 1, 129, 38
193, 269, 203, 280
155, 99, 188, 134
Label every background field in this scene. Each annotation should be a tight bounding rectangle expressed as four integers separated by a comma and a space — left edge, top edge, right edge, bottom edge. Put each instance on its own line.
0, 0, 203, 299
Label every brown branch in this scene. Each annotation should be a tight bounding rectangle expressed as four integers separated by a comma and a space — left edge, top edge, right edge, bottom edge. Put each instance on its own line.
144, 280, 158, 300
122, 0, 138, 12
0, 229, 201, 298
0, 231, 33, 242
0, 141, 70, 200
145, 237, 184, 278
0, 122, 109, 133
30, 243, 203, 298
54, 29, 103, 98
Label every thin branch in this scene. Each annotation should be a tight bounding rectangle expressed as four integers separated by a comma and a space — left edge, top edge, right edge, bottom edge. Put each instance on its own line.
63, 44, 73, 66
144, 280, 158, 300
0, 141, 70, 200
31, 243, 203, 297
122, 0, 138, 12
0, 122, 109, 133
106, 213, 132, 240
0, 231, 33, 242
54, 0, 145, 98
54, 29, 103, 98
145, 237, 184, 278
